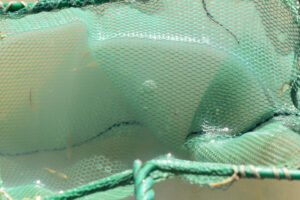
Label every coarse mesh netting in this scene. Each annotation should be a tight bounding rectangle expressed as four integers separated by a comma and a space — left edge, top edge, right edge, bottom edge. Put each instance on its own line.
0, 0, 299, 199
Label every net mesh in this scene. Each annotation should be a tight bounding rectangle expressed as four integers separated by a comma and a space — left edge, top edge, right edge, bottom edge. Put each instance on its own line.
0, 0, 299, 199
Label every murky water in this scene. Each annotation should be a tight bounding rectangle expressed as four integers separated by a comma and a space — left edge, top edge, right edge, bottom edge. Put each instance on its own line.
125, 178, 300, 200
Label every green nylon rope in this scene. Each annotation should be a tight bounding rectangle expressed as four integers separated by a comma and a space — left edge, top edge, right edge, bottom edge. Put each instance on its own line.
45, 170, 133, 200
2, 2, 34, 12
36, 158, 300, 200
132, 158, 300, 200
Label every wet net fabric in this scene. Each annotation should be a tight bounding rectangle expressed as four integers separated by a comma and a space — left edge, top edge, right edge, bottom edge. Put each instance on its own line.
0, 0, 299, 199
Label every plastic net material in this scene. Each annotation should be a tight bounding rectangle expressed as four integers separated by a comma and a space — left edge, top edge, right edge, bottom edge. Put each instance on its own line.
0, 0, 299, 199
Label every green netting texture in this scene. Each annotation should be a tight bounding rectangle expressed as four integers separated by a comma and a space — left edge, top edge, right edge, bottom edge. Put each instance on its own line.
0, 0, 299, 199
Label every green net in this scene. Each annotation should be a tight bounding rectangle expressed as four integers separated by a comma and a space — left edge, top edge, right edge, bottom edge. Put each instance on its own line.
0, 0, 299, 199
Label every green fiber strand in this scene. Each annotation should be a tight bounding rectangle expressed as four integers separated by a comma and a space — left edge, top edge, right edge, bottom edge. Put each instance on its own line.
45, 170, 133, 200
149, 159, 300, 180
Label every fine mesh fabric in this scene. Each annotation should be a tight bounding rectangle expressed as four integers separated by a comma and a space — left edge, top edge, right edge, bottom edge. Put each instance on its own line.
0, 0, 299, 199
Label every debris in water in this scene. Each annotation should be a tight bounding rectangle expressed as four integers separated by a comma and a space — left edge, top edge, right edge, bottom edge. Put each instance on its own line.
279, 82, 290, 95
44, 168, 68, 180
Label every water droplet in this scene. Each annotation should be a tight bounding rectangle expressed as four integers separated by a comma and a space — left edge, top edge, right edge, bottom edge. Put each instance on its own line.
105, 166, 112, 174
201, 36, 210, 44
142, 80, 157, 93
35, 196, 42, 200
167, 153, 172, 158
222, 127, 229, 132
